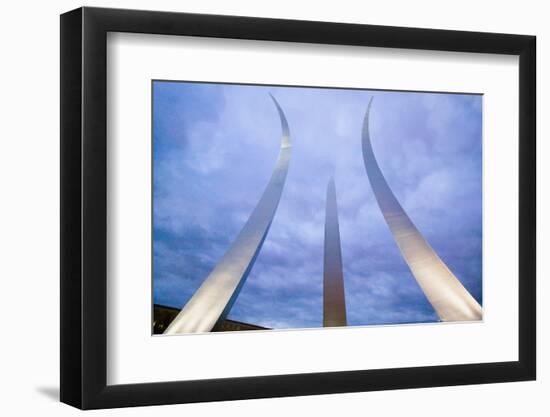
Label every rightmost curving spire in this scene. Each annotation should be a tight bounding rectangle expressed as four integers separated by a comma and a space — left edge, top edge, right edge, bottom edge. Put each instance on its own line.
361, 97, 482, 322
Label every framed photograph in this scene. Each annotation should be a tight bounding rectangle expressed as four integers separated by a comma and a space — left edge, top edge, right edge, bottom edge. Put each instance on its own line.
60, 6, 536, 409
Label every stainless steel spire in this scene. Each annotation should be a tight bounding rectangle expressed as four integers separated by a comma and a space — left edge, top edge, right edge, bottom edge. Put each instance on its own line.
361, 97, 482, 322
323, 178, 348, 327
164, 94, 292, 334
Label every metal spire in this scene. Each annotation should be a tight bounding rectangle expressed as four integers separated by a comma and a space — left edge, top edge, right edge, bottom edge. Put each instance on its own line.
361, 97, 482, 322
323, 178, 348, 327
164, 94, 292, 334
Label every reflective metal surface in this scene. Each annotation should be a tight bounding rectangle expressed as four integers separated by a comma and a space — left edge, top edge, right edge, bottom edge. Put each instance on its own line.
164, 94, 292, 334
361, 98, 482, 322
323, 178, 348, 327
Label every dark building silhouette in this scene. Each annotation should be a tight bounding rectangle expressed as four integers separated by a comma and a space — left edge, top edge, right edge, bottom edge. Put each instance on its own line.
153, 304, 269, 334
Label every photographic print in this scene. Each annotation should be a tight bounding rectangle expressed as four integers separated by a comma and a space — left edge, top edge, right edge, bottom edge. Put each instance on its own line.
152, 81, 483, 335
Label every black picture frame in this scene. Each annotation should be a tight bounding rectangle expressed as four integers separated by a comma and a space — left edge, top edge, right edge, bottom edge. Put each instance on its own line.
60, 6, 536, 410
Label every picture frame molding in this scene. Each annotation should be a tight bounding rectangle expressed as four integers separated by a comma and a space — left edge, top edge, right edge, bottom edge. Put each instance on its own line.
60, 6, 536, 409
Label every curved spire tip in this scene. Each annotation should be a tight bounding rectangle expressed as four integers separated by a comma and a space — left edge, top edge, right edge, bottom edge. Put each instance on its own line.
269, 93, 291, 148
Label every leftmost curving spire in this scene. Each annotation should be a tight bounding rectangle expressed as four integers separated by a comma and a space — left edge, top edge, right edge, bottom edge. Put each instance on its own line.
164, 94, 292, 334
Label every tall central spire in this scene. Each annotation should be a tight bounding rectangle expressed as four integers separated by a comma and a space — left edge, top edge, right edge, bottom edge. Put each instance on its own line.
361, 97, 482, 322
164, 94, 292, 334
323, 178, 347, 327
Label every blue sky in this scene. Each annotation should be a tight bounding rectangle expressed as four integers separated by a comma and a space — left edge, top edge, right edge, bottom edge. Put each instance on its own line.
153, 81, 482, 329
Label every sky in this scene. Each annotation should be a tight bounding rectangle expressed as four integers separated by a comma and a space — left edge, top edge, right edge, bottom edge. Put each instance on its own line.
152, 81, 483, 330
